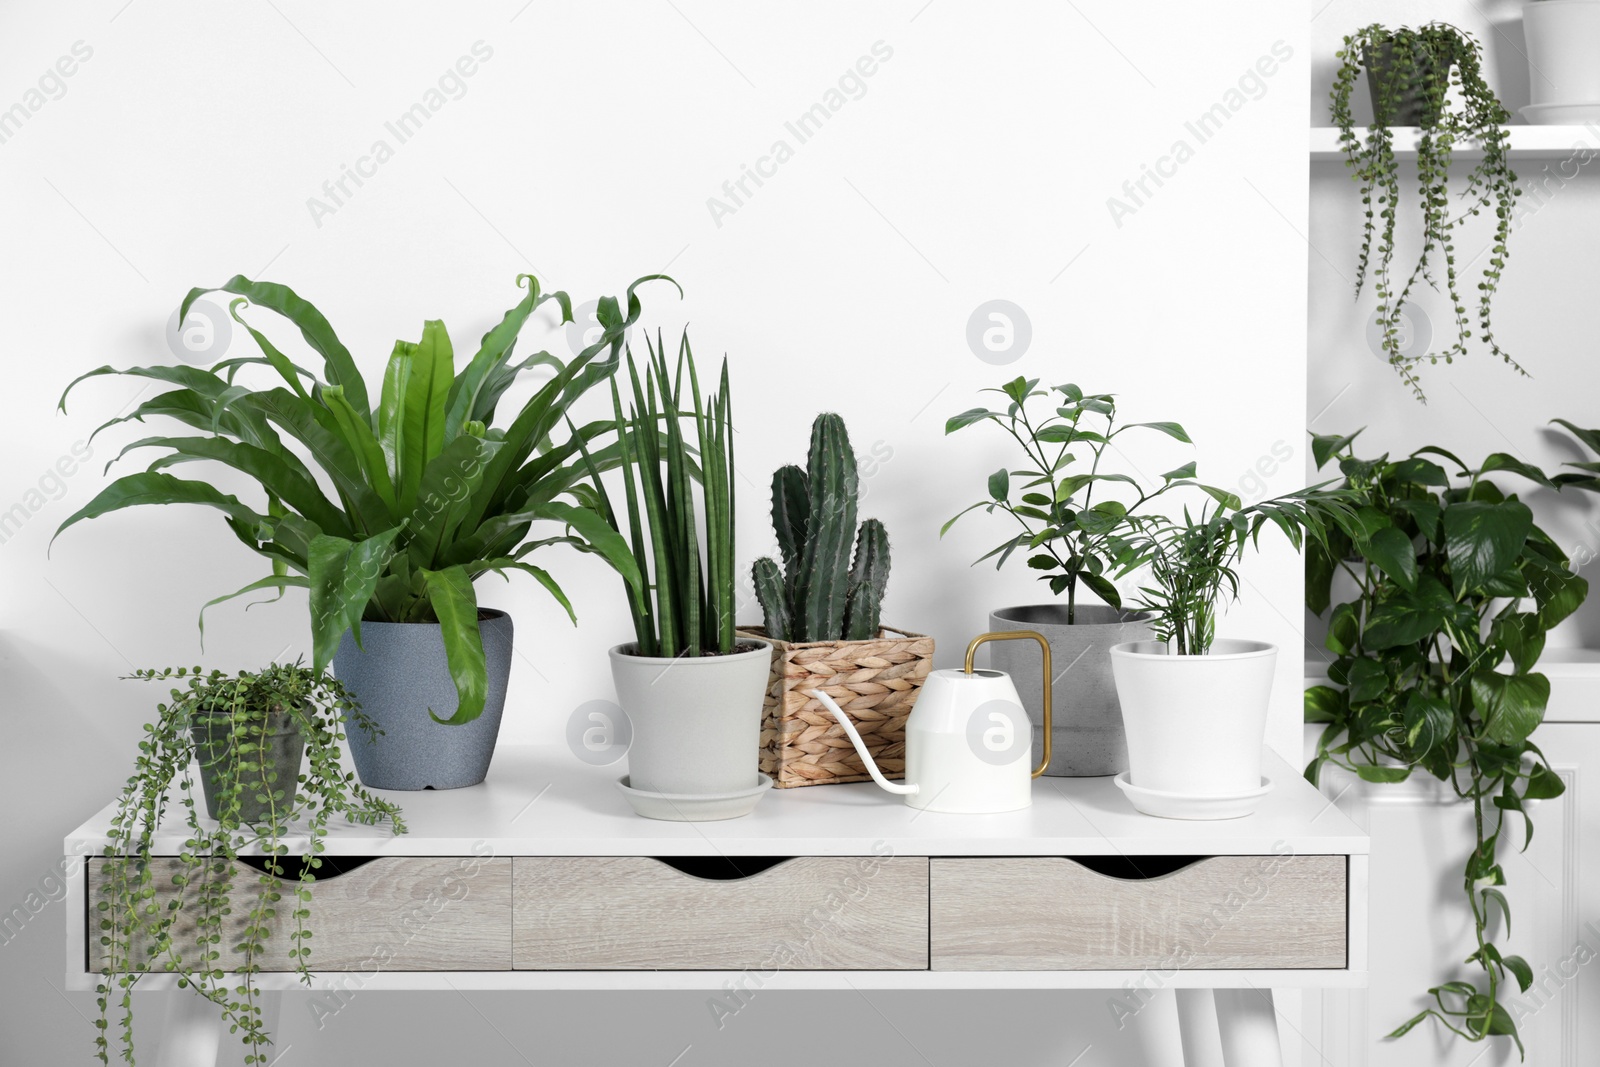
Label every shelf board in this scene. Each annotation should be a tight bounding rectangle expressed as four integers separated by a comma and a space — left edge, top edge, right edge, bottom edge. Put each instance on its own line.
1311, 125, 1600, 162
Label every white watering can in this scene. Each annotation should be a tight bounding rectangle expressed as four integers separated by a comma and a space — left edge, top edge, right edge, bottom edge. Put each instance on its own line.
814, 630, 1052, 814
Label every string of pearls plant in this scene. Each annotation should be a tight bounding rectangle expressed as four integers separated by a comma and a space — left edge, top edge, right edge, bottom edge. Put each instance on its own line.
95, 664, 405, 1065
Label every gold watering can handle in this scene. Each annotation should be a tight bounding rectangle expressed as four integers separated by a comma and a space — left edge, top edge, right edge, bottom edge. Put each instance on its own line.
963, 630, 1052, 779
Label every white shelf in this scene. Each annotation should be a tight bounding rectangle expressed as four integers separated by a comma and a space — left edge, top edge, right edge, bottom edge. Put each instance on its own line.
64, 744, 1367, 858
1311, 125, 1600, 161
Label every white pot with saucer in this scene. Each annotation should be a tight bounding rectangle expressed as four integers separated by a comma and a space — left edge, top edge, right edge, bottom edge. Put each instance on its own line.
1109, 638, 1277, 819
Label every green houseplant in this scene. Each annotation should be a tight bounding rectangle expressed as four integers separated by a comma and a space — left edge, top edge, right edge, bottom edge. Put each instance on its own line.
942, 376, 1236, 776
1106, 486, 1351, 813
577, 332, 770, 818
743, 413, 933, 788
1331, 23, 1523, 401
1303, 431, 1585, 1056
57, 272, 670, 789
95, 664, 404, 1065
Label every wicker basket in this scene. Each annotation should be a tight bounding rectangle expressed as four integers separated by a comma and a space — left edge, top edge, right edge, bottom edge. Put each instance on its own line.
737, 626, 935, 788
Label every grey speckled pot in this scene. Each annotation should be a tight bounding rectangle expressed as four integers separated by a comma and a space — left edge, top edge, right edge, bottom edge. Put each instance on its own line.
989, 604, 1153, 777
610, 641, 770, 801
333, 610, 513, 790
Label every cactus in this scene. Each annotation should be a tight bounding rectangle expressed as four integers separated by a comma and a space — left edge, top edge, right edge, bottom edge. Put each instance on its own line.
771, 464, 809, 575
842, 519, 890, 640
795, 414, 859, 641
752, 413, 891, 643
752, 556, 791, 640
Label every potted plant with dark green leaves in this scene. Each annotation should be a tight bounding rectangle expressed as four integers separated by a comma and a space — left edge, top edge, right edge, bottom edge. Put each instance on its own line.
1330, 23, 1522, 401
740, 413, 933, 788
1522, 1, 1600, 124
943, 377, 1231, 777
1304, 431, 1585, 1057
95, 664, 404, 1066
56, 273, 671, 790
576, 331, 770, 821
1107, 486, 1351, 818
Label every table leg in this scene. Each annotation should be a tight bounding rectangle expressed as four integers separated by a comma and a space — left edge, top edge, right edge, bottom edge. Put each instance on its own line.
153, 990, 222, 1067
1175, 989, 1224, 1067
1214, 988, 1283, 1067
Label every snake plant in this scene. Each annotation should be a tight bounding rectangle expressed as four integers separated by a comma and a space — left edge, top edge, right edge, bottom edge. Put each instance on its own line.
576, 330, 738, 657
752, 413, 891, 643
56, 273, 675, 723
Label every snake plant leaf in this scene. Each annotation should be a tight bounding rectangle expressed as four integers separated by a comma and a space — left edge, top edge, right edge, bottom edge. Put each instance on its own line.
53, 472, 270, 549
307, 527, 402, 670
181, 275, 370, 416
420, 564, 488, 725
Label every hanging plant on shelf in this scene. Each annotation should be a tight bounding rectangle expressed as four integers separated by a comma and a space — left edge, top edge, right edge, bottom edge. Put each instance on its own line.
95, 664, 405, 1066
1303, 431, 1586, 1057
1330, 23, 1523, 402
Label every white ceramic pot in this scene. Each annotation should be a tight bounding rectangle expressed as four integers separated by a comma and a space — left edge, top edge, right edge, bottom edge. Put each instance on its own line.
1110, 639, 1277, 796
1524, 1, 1600, 118
609, 641, 770, 798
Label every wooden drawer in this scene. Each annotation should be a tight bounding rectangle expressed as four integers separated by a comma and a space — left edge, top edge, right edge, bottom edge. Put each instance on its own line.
930, 855, 1346, 970
513, 856, 929, 969
89, 856, 512, 972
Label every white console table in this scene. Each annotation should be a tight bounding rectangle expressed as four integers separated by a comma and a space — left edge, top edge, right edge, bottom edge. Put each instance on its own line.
64, 745, 1367, 1066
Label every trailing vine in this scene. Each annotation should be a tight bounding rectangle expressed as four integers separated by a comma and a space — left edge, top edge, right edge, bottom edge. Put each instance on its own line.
1330, 23, 1522, 402
95, 664, 405, 1065
1304, 433, 1585, 1056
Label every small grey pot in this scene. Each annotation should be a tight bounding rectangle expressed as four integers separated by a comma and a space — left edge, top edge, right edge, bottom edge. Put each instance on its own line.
988, 604, 1153, 777
609, 640, 770, 806
333, 609, 513, 790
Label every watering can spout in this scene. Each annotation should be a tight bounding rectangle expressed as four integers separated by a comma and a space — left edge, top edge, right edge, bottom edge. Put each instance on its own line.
814, 690, 920, 796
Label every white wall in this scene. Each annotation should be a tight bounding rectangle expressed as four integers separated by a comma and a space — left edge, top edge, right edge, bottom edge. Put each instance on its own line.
0, 2, 1309, 1064
1308, 2, 1600, 1065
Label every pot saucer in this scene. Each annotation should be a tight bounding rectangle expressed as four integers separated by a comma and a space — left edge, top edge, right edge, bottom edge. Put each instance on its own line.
1114, 773, 1273, 820
616, 774, 772, 822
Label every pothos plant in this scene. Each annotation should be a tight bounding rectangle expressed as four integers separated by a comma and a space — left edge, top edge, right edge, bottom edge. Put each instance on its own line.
96, 664, 405, 1065
942, 377, 1234, 623
1331, 24, 1522, 401
1303, 431, 1585, 1056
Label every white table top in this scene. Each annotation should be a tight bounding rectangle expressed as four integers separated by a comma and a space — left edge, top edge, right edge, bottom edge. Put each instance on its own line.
65, 744, 1366, 858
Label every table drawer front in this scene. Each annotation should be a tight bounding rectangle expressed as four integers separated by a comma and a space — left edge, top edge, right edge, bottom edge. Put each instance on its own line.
930, 855, 1346, 970
89, 856, 512, 972
513, 856, 929, 970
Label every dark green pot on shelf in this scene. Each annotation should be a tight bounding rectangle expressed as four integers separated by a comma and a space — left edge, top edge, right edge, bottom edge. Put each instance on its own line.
1363, 40, 1449, 127
190, 705, 307, 826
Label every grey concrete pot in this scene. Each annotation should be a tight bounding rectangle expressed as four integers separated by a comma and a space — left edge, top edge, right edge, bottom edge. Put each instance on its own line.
609, 640, 770, 802
333, 609, 513, 790
988, 604, 1154, 777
